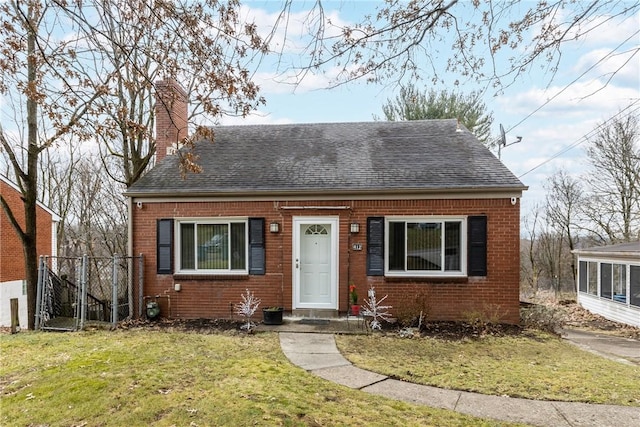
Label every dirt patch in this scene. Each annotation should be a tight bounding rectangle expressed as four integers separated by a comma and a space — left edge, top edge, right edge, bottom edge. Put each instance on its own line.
118, 317, 246, 334
418, 321, 523, 340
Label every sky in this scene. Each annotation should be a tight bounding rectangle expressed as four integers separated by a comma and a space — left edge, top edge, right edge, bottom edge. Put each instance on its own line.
1, 1, 637, 223
217, 1, 640, 220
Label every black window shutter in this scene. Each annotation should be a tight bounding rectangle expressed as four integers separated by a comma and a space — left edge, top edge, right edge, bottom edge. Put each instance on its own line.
249, 218, 265, 275
467, 216, 487, 276
157, 219, 173, 275
367, 217, 385, 276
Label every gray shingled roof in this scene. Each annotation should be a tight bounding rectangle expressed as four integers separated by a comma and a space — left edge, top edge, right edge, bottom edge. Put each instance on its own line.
126, 119, 526, 197
574, 242, 640, 255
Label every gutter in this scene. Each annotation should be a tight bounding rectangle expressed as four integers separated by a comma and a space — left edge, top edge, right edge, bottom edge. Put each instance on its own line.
123, 186, 528, 201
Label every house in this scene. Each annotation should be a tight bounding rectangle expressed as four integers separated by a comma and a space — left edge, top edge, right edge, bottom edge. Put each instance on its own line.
124, 81, 527, 324
0, 174, 59, 328
573, 242, 640, 328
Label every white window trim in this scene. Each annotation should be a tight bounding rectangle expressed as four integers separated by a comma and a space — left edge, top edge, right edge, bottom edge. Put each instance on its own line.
384, 216, 467, 277
175, 217, 249, 275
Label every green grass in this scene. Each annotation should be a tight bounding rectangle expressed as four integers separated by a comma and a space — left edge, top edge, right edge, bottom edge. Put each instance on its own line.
1, 330, 517, 427
335, 330, 640, 406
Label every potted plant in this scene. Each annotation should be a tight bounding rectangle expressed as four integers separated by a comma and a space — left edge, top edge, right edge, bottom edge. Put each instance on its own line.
262, 306, 284, 325
349, 282, 360, 316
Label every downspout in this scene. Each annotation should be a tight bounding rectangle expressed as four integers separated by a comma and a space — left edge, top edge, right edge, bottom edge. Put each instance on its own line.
126, 197, 135, 317
127, 197, 133, 260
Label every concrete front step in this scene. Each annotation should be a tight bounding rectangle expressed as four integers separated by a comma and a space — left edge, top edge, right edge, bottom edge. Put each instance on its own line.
291, 309, 340, 318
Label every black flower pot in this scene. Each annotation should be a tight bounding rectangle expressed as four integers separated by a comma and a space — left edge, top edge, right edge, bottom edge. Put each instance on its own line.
262, 307, 284, 325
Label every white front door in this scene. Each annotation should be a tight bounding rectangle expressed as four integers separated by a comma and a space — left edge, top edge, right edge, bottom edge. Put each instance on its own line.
293, 217, 338, 309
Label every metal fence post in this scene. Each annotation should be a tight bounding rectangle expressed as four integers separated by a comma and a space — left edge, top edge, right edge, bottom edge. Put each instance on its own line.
127, 256, 133, 320
138, 254, 144, 318
34, 256, 44, 330
80, 254, 88, 330
112, 255, 118, 328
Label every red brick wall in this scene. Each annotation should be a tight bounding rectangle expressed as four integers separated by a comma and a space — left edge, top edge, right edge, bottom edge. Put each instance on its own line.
154, 80, 188, 163
0, 179, 53, 282
131, 197, 521, 324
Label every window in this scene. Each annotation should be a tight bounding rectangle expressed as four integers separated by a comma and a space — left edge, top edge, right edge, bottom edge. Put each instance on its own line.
600, 263, 612, 299
178, 219, 247, 273
588, 261, 598, 295
578, 261, 587, 293
156, 218, 264, 275
631, 266, 640, 308
613, 264, 626, 303
385, 217, 465, 276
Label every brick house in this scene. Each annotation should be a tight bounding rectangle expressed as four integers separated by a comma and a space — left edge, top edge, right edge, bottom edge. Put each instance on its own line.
1, 175, 59, 328
125, 83, 527, 323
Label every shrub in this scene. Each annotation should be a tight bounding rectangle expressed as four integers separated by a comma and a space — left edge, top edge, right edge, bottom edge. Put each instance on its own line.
394, 290, 430, 328
461, 304, 508, 336
520, 303, 565, 334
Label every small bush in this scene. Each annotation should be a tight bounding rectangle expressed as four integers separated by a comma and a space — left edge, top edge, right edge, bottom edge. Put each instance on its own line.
394, 290, 430, 328
520, 303, 565, 334
461, 304, 508, 336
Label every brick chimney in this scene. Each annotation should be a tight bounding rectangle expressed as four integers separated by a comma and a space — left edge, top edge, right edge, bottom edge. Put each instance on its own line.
154, 79, 188, 163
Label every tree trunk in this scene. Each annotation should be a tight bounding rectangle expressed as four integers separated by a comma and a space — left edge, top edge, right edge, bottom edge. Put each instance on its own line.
25, 14, 39, 330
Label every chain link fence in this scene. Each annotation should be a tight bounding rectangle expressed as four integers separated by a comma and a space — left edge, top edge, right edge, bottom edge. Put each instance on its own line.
35, 255, 143, 331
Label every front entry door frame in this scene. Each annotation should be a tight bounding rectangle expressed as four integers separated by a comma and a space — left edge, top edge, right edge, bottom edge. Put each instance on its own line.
292, 216, 339, 310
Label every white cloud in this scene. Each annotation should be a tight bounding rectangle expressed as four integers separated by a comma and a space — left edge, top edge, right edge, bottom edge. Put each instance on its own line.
218, 110, 293, 126
572, 47, 640, 89
574, 12, 639, 47
241, 4, 351, 56
498, 80, 638, 118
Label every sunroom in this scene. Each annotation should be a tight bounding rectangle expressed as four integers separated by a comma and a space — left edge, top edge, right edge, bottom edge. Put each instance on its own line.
574, 242, 640, 328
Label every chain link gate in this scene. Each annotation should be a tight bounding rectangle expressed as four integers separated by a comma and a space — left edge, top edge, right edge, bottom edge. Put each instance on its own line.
35, 254, 143, 331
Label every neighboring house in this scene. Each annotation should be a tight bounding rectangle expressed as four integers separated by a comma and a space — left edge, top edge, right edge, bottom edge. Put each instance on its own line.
125, 81, 527, 324
574, 242, 640, 328
1, 175, 59, 328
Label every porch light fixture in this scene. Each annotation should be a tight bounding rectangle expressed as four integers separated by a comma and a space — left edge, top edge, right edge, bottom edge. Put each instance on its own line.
350, 222, 360, 233
269, 222, 280, 233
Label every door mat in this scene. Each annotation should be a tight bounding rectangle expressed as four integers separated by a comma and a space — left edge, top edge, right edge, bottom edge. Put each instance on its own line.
298, 319, 330, 325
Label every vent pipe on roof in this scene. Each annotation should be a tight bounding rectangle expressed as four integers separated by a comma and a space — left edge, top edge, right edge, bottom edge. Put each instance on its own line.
154, 80, 188, 163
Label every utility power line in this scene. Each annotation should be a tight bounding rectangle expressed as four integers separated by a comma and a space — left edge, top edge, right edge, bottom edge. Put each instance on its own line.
518, 99, 640, 178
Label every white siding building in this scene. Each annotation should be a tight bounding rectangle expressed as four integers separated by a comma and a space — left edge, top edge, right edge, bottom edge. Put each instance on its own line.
574, 242, 640, 328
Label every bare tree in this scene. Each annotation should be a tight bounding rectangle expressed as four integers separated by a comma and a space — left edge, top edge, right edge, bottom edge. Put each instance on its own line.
0, 0, 269, 328
582, 113, 640, 243
544, 169, 583, 283
521, 204, 543, 298
0, 2, 109, 329
74, 0, 268, 187
280, 1, 639, 93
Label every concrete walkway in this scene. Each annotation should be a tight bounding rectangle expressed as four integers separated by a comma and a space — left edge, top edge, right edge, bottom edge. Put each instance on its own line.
560, 328, 640, 366
279, 332, 640, 427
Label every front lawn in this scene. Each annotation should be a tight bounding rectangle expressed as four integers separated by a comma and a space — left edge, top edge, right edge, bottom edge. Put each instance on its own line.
336, 329, 640, 406
0, 330, 514, 427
